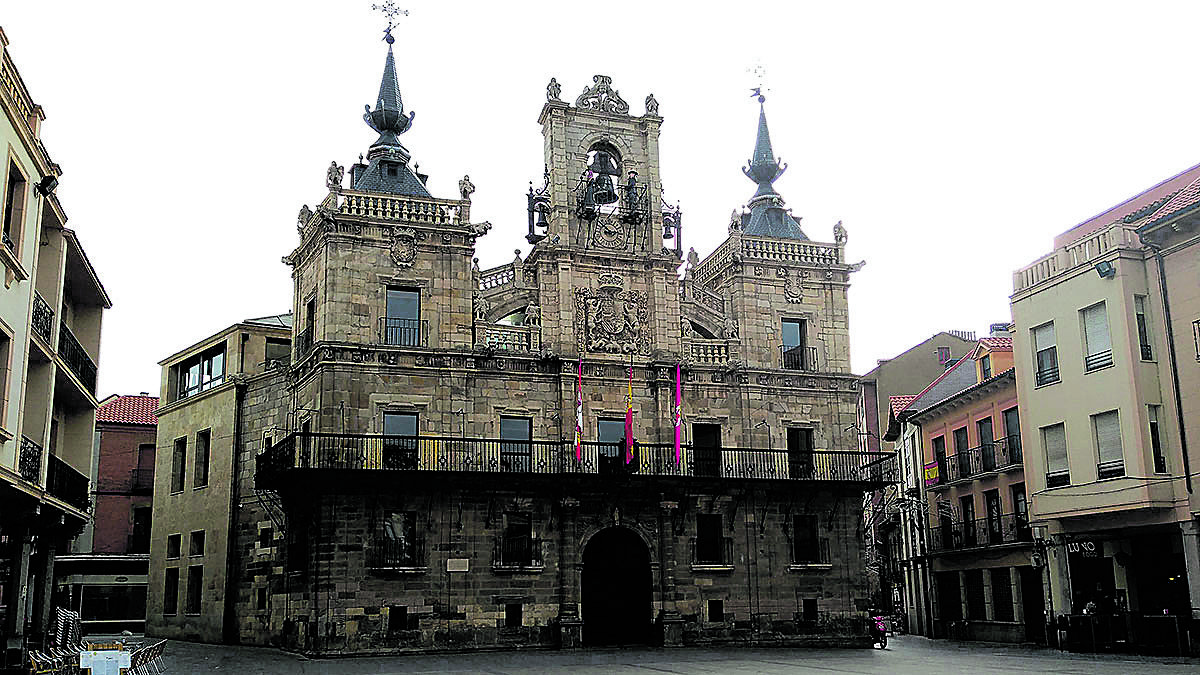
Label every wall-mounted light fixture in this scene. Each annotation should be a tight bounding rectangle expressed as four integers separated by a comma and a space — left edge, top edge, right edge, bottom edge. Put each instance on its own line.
1095, 260, 1116, 279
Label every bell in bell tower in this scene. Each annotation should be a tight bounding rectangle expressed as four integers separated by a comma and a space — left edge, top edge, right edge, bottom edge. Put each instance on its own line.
534, 76, 672, 257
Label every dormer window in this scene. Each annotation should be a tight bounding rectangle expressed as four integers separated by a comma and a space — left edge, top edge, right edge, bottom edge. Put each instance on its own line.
981, 354, 992, 379
386, 164, 398, 177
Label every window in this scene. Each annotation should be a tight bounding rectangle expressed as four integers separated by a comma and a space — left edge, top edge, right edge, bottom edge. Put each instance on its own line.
1148, 405, 1167, 473
960, 495, 976, 546
932, 435, 947, 484
1093, 410, 1124, 479
597, 417, 626, 474
781, 319, 808, 370
1134, 296, 1153, 360
696, 513, 724, 564
1043, 423, 1069, 487
177, 345, 226, 400
501, 512, 533, 566
382, 412, 418, 470
499, 415, 532, 473
384, 287, 422, 346
991, 568, 1014, 621
378, 511, 418, 567
3, 160, 27, 255
983, 490, 1001, 544
1012, 484, 1028, 523
1032, 323, 1059, 386
977, 417, 995, 471
256, 588, 268, 611
504, 603, 523, 629
258, 527, 274, 549
708, 599, 724, 623
189, 531, 205, 557
265, 337, 291, 366
0, 333, 10, 418
802, 598, 818, 623
791, 514, 824, 564
1194, 319, 1200, 361
953, 427, 970, 478
964, 569, 986, 620
786, 427, 814, 479
130, 507, 151, 553
194, 429, 210, 488
300, 298, 316, 356
163, 568, 179, 615
1003, 407, 1021, 463
166, 534, 181, 559
170, 438, 186, 493
185, 565, 202, 614
135, 443, 155, 490
936, 346, 952, 366
1082, 303, 1113, 371
980, 354, 992, 379
388, 605, 409, 634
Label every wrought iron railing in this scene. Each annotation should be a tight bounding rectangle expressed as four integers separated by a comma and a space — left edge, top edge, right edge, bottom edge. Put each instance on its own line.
131, 466, 155, 493
47, 455, 91, 512
32, 291, 53, 344
1085, 350, 1114, 371
1047, 470, 1070, 488
691, 536, 735, 566
18, 435, 42, 483
379, 318, 429, 347
1, 230, 13, 252
493, 536, 544, 568
939, 436, 1022, 483
781, 345, 819, 371
58, 321, 97, 393
928, 514, 1032, 552
1035, 365, 1059, 387
295, 327, 313, 357
791, 538, 831, 565
369, 535, 426, 569
255, 432, 897, 487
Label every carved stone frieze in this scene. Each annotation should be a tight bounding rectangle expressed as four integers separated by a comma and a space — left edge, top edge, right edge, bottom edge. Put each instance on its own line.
574, 273, 649, 355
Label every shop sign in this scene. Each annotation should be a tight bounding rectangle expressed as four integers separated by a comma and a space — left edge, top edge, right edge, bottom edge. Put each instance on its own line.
1066, 540, 1099, 557
923, 461, 939, 486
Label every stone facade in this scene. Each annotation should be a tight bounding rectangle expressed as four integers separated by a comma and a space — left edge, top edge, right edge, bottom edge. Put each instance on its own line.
149, 51, 892, 654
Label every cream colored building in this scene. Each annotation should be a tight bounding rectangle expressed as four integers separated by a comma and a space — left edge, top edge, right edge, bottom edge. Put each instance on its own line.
1011, 163, 1200, 647
0, 26, 110, 667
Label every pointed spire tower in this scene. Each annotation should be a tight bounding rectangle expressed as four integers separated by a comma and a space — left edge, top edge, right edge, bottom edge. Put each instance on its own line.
740, 98, 807, 240
353, 27, 431, 197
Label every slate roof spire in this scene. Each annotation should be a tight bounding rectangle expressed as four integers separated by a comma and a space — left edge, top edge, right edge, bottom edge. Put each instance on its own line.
739, 99, 807, 240
363, 34, 415, 159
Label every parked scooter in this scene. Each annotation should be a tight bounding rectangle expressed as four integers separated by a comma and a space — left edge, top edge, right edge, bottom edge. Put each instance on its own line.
870, 616, 888, 648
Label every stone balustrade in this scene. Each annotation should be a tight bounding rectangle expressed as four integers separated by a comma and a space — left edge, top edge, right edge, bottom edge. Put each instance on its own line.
1013, 223, 1140, 293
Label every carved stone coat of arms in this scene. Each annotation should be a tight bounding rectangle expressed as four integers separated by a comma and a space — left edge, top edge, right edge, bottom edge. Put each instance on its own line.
574, 274, 649, 354
390, 227, 416, 267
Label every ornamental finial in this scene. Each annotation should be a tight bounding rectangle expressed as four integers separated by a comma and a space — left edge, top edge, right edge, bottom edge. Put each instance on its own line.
371, 1, 409, 44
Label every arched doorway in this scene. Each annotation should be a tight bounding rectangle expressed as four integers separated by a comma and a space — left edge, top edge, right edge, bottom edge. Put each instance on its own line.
581, 527, 653, 646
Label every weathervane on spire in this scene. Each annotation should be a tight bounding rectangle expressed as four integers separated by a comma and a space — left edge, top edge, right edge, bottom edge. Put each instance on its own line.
372, 1, 409, 44
747, 63, 768, 103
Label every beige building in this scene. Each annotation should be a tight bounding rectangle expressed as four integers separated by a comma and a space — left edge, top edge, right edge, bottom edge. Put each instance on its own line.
0, 26, 110, 668
146, 314, 290, 642
1011, 163, 1200, 650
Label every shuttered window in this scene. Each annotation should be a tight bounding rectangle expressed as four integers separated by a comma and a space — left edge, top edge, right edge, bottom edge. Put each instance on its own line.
1033, 323, 1059, 385
1082, 303, 1113, 371
1043, 423, 1069, 487
1093, 410, 1124, 478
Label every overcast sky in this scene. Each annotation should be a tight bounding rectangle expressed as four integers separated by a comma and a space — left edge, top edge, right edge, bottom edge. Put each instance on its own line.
5, 1, 1200, 398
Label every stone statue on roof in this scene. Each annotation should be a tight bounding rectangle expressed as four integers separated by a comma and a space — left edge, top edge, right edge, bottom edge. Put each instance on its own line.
645, 93, 659, 116
834, 220, 847, 246
326, 161, 344, 190
459, 174, 476, 201
546, 78, 562, 102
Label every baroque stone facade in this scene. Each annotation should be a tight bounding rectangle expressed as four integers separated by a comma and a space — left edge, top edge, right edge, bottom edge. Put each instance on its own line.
150, 42, 893, 654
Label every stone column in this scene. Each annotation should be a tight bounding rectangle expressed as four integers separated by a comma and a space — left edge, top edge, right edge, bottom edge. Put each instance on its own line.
656, 500, 683, 646
1180, 519, 1200, 621
557, 497, 582, 648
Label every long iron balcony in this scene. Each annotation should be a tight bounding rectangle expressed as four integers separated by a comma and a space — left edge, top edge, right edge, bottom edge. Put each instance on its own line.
255, 432, 896, 489
930, 436, 1022, 486
928, 513, 1033, 553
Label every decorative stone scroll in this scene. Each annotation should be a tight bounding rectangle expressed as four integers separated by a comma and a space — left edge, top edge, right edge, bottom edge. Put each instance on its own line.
390, 227, 416, 267
575, 75, 630, 115
574, 273, 649, 354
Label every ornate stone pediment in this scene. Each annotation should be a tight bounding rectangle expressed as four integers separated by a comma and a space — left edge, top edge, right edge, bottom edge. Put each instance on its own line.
574, 273, 648, 354
575, 75, 630, 115
390, 227, 416, 267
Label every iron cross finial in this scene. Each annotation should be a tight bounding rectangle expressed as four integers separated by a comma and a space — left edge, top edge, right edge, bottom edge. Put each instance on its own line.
372, 1, 410, 44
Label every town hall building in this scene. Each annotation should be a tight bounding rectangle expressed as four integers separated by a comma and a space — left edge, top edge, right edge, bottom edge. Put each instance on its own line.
146, 32, 892, 654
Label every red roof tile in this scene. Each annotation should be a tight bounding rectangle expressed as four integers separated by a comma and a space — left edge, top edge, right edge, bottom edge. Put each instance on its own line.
1054, 162, 1200, 248
979, 337, 1013, 352
97, 395, 159, 425
889, 395, 917, 414
1145, 175, 1200, 227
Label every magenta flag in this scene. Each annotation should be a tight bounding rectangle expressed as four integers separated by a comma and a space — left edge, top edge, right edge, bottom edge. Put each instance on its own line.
674, 363, 683, 464
574, 358, 583, 461
624, 358, 634, 464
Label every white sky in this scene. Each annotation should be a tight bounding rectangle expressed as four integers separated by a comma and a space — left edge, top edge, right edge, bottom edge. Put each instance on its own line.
5, 1, 1200, 398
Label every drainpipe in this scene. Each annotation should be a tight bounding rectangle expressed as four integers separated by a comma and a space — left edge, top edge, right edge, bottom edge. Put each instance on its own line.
1144, 238, 1192, 493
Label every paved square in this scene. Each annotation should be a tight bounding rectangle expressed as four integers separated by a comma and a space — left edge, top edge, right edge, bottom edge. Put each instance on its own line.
157, 636, 1200, 674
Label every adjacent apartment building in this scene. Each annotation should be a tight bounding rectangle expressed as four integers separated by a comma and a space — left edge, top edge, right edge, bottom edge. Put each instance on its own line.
1011, 162, 1200, 650
0, 26, 110, 668
55, 394, 158, 635
146, 36, 895, 654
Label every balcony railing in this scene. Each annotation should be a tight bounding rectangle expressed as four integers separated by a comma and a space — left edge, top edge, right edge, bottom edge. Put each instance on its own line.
928, 514, 1032, 553
379, 318, 429, 347
493, 536, 544, 569
781, 345, 819, 371
18, 435, 42, 483
937, 436, 1022, 484
691, 536, 735, 566
58, 321, 97, 393
791, 538, 832, 566
255, 432, 897, 487
2, 230, 13, 253
295, 327, 313, 357
1035, 366, 1059, 387
481, 324, 538, 352
32, 291, 54, 344
47, 455, 91, 512
369, 535, 426, 570
1085, 350, 1114, 371
131, 466, 155, 493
